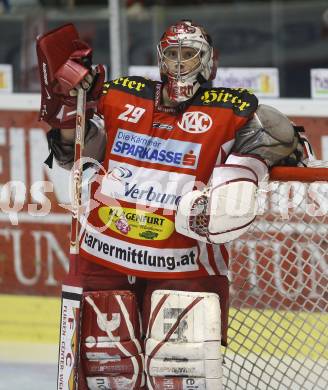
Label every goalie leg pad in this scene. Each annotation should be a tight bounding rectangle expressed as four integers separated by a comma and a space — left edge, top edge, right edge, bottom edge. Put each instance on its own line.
145, 290, 223, 390
80, 290, 145, 389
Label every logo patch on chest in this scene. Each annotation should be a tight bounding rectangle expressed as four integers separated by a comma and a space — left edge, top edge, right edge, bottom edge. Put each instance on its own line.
98, 206, 175, 241
100, 160, 195, 211
111, 129, 202, 169
152, 122, 174, 131
178, 111, 213, 133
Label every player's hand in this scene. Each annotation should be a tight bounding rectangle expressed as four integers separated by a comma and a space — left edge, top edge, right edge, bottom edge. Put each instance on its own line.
69, 70, 95, 96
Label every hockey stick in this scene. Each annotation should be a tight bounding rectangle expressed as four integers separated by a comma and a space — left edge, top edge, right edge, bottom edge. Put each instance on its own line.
57, 88, 86, 390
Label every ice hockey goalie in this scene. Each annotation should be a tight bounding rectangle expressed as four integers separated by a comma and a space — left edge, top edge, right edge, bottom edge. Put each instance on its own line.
37, 20, 313, 390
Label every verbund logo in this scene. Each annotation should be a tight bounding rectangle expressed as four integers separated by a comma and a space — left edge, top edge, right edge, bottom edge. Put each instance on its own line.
110, 166, 132, 181
100, 160, 195, 211
178, 111, 213, 134
111, 129, 202, 169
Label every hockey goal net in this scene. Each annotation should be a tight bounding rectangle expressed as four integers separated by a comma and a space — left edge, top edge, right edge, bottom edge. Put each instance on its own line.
223, 161, 328, 390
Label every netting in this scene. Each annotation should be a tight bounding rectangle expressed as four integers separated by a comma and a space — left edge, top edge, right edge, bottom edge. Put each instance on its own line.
223, 163, 328, 390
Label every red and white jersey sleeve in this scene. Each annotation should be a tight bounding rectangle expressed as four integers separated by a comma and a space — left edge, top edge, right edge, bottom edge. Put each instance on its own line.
79, 77, 258, 279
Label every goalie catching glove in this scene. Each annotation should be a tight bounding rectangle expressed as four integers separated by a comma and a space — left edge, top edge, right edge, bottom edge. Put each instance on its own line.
36, 23, 105, 129
175, 154, 268, 244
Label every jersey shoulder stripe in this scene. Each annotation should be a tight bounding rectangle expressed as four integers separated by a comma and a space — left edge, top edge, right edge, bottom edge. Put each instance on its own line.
193, 86, 258, 118
102, 76, 156, 100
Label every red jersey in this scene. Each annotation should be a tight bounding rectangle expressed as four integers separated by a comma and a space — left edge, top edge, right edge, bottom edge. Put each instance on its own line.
79, 76, 258, 279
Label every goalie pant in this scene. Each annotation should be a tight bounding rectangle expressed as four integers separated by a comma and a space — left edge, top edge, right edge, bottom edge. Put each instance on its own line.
65, 255, 229, 389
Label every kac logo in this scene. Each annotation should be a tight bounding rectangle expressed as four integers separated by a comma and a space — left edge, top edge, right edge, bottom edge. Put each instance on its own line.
177, 111, 212, 134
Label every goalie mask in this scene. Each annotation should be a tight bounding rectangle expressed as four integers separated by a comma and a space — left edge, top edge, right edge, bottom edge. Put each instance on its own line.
157, 20, 218, 103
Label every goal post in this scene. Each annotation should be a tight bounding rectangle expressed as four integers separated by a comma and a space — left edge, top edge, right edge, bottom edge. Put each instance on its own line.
224, 162, 328, 390
270, 165, 328, 182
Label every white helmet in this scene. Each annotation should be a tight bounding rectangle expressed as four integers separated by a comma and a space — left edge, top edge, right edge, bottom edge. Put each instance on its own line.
157, 20, 218, 103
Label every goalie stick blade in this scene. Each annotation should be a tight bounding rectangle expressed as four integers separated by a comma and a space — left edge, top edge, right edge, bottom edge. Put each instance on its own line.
57, 282, 83, 390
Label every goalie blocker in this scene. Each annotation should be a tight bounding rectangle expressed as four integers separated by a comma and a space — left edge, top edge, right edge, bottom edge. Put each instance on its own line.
176, 153, 268, 244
